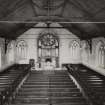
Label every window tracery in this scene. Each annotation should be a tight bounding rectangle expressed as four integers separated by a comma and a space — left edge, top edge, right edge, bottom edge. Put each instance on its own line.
98, 45, 105, 68
70, 40, 80, 60
16, 40, 27, 59
40, 33, 56, 46
96, 41, 105, 68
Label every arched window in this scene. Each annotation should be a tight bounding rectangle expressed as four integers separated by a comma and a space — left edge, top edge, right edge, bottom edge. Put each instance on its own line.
16, 40, 27, 60
96, 41, 105, 68
70, 40, 80, 60
98, 45, 105, 67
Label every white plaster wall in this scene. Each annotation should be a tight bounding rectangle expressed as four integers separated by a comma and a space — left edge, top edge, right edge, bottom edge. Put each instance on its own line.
17, 28, 43, 64
84, 37, 105, 67
2, 22, 105, 76
92, 37, 105, 66
0, 38, 13, 70
16, 25, 105, 75
0, 38, 5, 67
16, 23, 48, 64
55, 28, 80, 66
16, 23, 81, 66
81, 37, 105, 76
1, 23, 105, 76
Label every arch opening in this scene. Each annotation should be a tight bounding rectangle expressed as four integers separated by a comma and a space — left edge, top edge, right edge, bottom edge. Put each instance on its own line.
16, 40, 27, 61
38, 32, 59, 69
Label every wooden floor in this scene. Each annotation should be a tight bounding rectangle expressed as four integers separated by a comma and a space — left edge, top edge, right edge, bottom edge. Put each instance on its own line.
10, 70, 90, 105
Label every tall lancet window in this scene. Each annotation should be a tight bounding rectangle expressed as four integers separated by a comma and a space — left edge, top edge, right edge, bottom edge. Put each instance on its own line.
98, 45, 105, 68
96, 41, 105, 68
16, 40, 27, 60
71, 40, 80, 60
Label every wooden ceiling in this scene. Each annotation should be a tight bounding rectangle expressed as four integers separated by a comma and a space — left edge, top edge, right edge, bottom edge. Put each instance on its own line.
0, 0, 105, 39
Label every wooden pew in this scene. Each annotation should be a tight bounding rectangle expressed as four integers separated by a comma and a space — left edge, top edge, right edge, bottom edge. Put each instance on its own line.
65, 63, 105, 105
0, 64, 31, 105
10, 70, 90, 105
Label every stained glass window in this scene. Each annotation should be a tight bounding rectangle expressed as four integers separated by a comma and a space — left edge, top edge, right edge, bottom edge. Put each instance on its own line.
16, 40, 27, 59
71, 40, 80, 60
96, 41, 105, 68
98, 45, 105, 68
40, 33, 56, 46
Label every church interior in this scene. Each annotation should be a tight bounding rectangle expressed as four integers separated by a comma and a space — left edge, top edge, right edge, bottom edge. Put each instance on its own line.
0, 0, 105, 105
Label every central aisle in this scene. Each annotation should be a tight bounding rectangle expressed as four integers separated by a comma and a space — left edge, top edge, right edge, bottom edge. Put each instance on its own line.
10, 70, 90, 105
